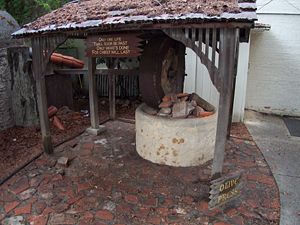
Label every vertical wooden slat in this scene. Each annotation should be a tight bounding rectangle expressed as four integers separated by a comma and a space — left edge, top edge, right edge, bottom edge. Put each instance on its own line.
88, 57, 99, 129
212, 28, 238, 178
198, 28, 203, 51
192, 28, 196, 42
205, 28, 210, 59
185, 28, 189, 39
212, 28, 217, 68
211, 28, 218, 85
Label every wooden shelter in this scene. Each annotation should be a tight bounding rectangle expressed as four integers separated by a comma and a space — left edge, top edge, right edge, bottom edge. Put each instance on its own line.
12, 0, 257, 178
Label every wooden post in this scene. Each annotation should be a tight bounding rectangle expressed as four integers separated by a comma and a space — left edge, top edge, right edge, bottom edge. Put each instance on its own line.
31, 35, 67, 154
227, 31, 240, 139
106, 58, 117, 120
211, 28, 239, 178
88, 57, 99, 129
109, 73, 116, 120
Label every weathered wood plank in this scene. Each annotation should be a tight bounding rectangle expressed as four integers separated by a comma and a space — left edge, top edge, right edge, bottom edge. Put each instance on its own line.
205, 28, 210, 62
88, 57, 100, 129
211, 28, 238, 178
211, 28, 218, 86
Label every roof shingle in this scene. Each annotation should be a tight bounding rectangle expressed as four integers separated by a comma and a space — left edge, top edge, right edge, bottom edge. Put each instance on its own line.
13, 0, 257, 37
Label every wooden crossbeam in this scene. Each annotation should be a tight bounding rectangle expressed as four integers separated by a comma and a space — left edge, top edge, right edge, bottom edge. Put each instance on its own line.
54, 69, 139, 76
163, 28, 221, 92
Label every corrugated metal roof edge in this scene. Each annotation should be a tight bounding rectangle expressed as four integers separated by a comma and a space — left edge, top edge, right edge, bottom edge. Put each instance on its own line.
12, 11, 257, 38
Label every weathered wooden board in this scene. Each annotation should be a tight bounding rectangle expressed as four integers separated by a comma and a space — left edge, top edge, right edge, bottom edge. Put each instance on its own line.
209, 171, 243, 209
85, 33, 142, 58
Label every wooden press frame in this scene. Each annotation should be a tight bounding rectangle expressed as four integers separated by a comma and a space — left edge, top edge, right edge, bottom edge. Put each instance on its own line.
31, 23, 249, 178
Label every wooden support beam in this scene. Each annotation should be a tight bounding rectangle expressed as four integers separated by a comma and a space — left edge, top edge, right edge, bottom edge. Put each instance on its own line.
88, 57, 99, 129
227, 31, 240, 139
211, 28, 239, 178
31, 35, 67, 154
106, 59, 117, 120
109, 73, 116, 120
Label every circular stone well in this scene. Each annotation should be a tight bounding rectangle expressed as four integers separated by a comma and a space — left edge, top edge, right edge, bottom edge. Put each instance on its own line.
136, 104, 217, 167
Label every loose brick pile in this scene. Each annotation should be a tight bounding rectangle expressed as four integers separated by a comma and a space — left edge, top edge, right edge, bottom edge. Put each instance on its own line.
0, 121, 280, 225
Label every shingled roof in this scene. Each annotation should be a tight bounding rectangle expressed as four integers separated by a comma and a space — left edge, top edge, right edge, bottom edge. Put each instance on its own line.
13, 0, 257, 37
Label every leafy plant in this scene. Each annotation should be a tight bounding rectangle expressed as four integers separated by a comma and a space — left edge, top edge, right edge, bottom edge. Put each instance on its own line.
0, 0, 68, 25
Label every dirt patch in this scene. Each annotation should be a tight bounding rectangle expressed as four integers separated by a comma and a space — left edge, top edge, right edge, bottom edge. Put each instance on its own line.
0, 97, 139, 182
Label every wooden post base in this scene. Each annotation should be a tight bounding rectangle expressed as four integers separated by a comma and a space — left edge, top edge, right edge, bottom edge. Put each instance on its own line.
42, 135, 53, 154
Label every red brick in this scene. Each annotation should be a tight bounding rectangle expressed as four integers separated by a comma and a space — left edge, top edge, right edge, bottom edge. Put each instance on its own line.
14, 203, 32, 215
4, 201, 20, 213
82, 211, 94, 220
9, 177, 29, 194
213, 222, 232, 225
43, 207, 55, 215
34, 202, 47, 214
231, 216, 245, 225
77, 182, 91, 192
124, 194, 139, 204
226, 208, 238, 217
270, 199, 280, 209
79, 211, 94, 224
181, 196, 194, 204
156, 207, 169, 216
135, 207, 150, 218
246, 199, 258, 208
147, 217, 161, 225
95, 210, 114, 221
0, 190, 16, 202
51, 203, 69, 213
52, 174, 63, 182
28, 215, 49, 225
81, 142, 94, 150
198, 200, 209, 211
116, 203, 132, 214
247, 174, 274, 186
144, 197, 158, 207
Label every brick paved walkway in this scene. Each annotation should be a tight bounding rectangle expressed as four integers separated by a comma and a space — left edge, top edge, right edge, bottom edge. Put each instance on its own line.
0, 121, 280, 225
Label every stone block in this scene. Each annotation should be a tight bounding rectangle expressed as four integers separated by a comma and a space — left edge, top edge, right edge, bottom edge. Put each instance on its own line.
86, 125, 106, 135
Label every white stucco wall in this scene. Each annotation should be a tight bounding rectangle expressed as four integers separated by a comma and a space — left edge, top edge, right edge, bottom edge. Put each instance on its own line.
246, 5, 300, 116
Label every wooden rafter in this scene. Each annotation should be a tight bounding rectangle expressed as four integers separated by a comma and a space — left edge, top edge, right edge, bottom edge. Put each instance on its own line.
164, 28, 221, 92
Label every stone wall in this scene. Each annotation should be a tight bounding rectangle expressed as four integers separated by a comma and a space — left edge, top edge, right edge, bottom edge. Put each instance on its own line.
0, 48, 14, 130
0, 47, 39, 131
